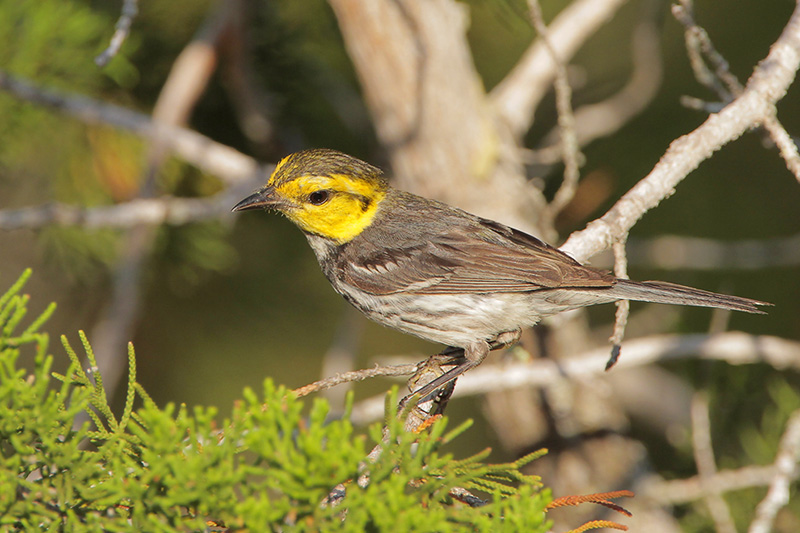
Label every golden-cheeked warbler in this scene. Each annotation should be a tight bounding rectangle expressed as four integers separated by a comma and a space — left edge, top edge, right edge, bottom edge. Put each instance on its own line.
233, 149, 769, 398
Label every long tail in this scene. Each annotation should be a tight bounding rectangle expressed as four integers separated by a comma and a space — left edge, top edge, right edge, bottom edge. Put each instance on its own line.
609, 279, 771, 314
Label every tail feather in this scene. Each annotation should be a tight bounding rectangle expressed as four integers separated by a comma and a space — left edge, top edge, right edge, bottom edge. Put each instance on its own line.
610, 279, 771, 314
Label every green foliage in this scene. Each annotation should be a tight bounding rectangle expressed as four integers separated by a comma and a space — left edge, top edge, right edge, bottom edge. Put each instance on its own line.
1, 2, 231, 287
672, 374, 800, 533
0, 270, 551, 531
0, 0, 135, 183
0, 0, 135, 89
154, 221, 239, 294
739, 378, 800, 465
0, 1, 132, 282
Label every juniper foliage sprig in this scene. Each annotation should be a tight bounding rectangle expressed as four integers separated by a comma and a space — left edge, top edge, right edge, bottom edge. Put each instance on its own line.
0, 270, 551, 531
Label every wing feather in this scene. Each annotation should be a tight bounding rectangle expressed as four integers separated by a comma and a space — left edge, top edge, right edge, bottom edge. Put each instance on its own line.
340, 214, 614, 296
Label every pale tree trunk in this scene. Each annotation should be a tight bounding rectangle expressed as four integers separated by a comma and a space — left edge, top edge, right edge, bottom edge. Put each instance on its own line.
325, 1, 643, 530
327, 0, 546, 235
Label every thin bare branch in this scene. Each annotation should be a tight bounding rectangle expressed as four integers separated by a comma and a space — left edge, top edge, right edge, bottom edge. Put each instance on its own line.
0, 70, 258, 184
525, 0, 583, 223
607, 240, 630, 370
95, 0, 139, 67
641, 464, 794, 505
749, 409, 800, 533
673, 1, 739, 99
536, 2, 664, 152
680, 96, 726, 114
492, 0, 629, 137
88, 2, 250, 411
762, 113, 800, 182
674, 0, 800, 183
611, 239, 629, 283
0, 187, 256, 230
560, 1, 800, 262
641, 411, 800, 530
292, 363, 418, 398
624, 232, 800, 270
350, 332, 800, 425
691, 393, 737, 533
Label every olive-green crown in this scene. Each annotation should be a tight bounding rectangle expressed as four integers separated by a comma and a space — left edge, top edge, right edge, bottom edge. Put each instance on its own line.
270, 148, 388, 190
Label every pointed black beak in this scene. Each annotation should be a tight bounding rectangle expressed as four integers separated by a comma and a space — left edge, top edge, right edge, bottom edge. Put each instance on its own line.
232, 186, 281, 212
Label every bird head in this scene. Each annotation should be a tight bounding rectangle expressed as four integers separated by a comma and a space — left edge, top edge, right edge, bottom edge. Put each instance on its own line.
233, 149, 389, 243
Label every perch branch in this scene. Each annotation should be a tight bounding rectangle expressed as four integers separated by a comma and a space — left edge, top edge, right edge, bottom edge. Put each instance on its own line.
349, 332, 800, 424
292, 363, 418, 398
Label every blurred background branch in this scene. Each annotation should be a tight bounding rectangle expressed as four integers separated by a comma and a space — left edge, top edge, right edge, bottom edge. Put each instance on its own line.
561, 0, 800, 261
87, 0, 262, 401
1, 1, 799, 530
0, 71, 259, 184
0, 192, 246, 230
625, 232, 800, 270
95, 0, 138, 67
690, 392, 737, 533
749, 409, 800, 533
491, 0, 630, 137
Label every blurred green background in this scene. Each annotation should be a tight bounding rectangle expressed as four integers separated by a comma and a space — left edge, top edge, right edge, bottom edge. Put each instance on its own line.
1, 0, 799, 528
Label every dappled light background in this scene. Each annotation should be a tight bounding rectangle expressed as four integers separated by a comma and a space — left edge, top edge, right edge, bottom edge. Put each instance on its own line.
2, 1, 800, 530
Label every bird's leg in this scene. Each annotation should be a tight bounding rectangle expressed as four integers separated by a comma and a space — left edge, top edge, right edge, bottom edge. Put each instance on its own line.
424, 346, 465, 368
493, 328, 521, 348
401, 340, 491, 407
401, 330, 521, 408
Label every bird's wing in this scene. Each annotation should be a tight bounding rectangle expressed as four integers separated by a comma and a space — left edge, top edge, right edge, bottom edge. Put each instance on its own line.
340, 219, 614, 296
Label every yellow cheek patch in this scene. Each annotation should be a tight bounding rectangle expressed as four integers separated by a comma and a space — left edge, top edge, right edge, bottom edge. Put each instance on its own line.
274, 174, 386, 243
294, 192, 385, 243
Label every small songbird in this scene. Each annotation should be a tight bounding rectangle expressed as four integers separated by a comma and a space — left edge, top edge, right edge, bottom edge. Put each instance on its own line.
233, 149, 769, 398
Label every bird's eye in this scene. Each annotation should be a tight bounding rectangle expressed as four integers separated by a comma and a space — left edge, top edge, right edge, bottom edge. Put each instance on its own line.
308, 190, 331, 206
